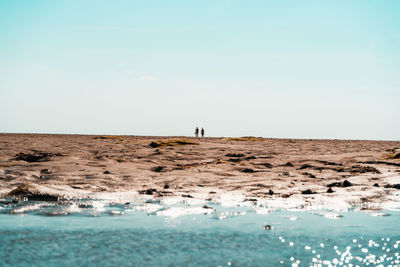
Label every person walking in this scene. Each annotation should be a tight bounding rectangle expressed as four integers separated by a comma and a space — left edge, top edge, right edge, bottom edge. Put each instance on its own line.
201, 128, 205, 138
195, 127, 199, 137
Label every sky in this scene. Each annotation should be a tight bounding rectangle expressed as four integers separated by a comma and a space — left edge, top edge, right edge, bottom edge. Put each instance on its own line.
0, 0, 399, 140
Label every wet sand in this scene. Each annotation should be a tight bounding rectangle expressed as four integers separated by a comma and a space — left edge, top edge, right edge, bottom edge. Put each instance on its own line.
1, 133, 399, 210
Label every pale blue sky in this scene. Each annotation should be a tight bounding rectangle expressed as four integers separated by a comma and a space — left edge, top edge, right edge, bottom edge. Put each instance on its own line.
1, 0, 399, 140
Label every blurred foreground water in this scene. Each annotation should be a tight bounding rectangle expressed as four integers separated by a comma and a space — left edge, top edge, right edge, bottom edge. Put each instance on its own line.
0, 200, 399, 266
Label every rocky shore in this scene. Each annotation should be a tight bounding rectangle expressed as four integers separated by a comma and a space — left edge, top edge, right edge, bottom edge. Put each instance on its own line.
1, 133, 400, 211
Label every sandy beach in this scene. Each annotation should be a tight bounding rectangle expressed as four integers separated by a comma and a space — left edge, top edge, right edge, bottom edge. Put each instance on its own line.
1, 133, 399, 211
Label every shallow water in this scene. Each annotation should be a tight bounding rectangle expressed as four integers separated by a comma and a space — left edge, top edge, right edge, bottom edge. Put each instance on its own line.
0, 200, 399, 266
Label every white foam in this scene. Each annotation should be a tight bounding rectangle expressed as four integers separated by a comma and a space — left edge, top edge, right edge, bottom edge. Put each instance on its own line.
320, 212, 343, 219
369, 212, 390, 217
64, 203, 81, 214
90, 190, 139, 202
91, 201, 107, 212
10, 203, 44, 214
108, 210, 124, 216
253, 206, 274, 215
382, 200, 400, 211
133, 203, 163, 213
160, 196, 205, 206
156, 206, 214, 218
257, 197, 307, 211
214, 211, 246, 220
217, 192, 245, 207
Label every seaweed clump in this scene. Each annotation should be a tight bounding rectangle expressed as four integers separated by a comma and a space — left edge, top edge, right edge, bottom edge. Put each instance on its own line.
149, 139, 198, 148
14, 152, 53, 162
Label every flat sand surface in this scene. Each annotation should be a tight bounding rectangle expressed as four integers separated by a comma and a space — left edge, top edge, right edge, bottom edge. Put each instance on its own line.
1, 133, 400, 210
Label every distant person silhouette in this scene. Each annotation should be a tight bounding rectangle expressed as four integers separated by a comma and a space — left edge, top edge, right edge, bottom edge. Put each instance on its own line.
195, 127, 199, 137
201, 128, 204, 138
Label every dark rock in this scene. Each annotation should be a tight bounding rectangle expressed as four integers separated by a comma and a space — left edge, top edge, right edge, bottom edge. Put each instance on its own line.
327, 180, 352, 188
138, 188, 157, 195
327, 187, 334, 193
245, 156, 257, 160
6, 183, 59, 201
40, 169, 51, 174
103, 170, 111, 174
299, 164, 313, 170
14, 152, 53, 162
301, 189, 316, 194
384, 184, 400, 189
151, 166, 166, 172
373, 183, 379, 187
202, 205, 213, 209
350, 165, 381, 174
182, 194, 193, 198
149, 142, 160, 148
225, 153, 244, 157
342, 180, 352, 187
39, 174, 54, 180
229, 158, 242, 163
241, 168, 255, 173
281, 172, 290, 176
317, 160, 343, 166
327, 182, 341, 187
284, 162, 294, 167
263, 224, 272, 230
163, 184, 169, 189
268, 189, 274, 195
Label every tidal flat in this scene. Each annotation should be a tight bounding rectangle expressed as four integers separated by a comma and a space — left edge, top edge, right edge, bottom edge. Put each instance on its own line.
1, 133, 400, 211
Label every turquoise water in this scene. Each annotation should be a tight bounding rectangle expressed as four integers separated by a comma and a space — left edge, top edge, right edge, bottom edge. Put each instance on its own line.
0, 200, 399, 266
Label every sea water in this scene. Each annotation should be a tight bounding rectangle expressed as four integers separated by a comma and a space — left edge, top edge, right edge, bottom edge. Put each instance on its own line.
0, 200, 399, 266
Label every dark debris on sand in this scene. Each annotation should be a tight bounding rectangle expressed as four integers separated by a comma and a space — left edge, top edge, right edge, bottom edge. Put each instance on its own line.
301, 189, 316, 194
241, 168, 256, 173
225, 153, 245, 157
327, 180, 353, 188
6, 183, 59, 201
384, 184, 400, 189
151, 166, 166, 172
13, 151, 56, 162
139, 188, 158, 195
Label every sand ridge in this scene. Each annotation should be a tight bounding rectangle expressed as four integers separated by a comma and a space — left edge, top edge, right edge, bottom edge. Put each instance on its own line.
0, 133, 400, 210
